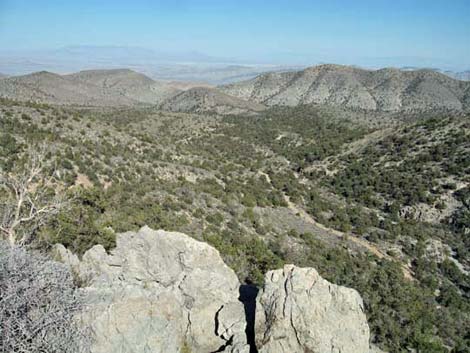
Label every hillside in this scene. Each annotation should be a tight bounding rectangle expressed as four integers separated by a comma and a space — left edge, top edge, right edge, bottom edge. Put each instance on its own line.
0, 71, 138, 106
0, 69, 262, 112
158, 86, 266, 114
0, 69, 190, 106
4, 65, 469, 116
1, 99, 468, 352
221, 64, 470, 112
65, 68, 184, 104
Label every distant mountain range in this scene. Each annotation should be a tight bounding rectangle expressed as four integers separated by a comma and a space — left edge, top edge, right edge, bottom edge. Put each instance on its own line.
1, 65, 469, 114
401, 67, 470, 81
2, 46, 468, 85
443, 70, 470, 81
0, 46, 302, 84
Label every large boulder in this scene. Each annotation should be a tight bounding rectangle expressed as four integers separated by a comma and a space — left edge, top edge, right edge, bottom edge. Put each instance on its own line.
255, 265, 370, 353
55, 226, 249, 353
55, 228, 377, 353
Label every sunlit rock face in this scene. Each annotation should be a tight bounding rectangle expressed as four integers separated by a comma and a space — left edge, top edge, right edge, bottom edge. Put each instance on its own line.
255, 265, 371, 353
55, 226, 249, 353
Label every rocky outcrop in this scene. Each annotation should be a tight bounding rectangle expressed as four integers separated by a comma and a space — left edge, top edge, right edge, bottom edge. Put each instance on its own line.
399, 193, 462, 224
55, 226, 249, 353
55, 227, 377, 353
255, 265, 370, 353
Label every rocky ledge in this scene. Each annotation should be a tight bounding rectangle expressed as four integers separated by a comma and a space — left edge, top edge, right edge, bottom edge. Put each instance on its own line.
55, 226, 377, 353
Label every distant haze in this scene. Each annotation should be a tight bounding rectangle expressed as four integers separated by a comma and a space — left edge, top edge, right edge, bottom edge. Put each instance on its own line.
0, 46, 307, 84
0, 46, 469, 85
0, 0, 469, 74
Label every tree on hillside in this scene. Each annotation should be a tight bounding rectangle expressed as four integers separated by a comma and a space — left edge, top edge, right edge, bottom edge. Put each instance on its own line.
0, 145, 66, 246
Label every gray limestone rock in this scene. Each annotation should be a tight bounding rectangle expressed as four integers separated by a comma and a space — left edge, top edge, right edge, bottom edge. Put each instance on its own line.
255, 264, 371, 353
55, 226, 249, 353
54, 229, 378, 353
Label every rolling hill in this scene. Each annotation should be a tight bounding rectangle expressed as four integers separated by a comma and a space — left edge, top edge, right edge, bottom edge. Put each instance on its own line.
221, 64, 470, 112
0, 69, 206, 107
3, 65, 470, 115
0, 71, 139, 106
0, 68, 256, 112
65, 68, 183, 104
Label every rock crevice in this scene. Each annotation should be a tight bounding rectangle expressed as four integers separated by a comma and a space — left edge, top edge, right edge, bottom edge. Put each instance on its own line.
55, 226, 249, 353
55, 227, 377, 353
255, 265, 371, 353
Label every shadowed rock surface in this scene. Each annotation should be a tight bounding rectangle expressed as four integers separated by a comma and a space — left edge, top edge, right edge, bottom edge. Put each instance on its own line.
54, 227, 378, 353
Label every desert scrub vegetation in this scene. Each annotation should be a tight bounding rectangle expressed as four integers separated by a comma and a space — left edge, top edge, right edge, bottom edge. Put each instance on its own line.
329, 117, 470, 210
0, 144, 68, 246
0, 242, 90, 353
1, 99, 469, 352
275, 230, 470, 352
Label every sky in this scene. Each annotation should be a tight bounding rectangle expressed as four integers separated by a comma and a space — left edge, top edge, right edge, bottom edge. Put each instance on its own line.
0, 0, 469, 68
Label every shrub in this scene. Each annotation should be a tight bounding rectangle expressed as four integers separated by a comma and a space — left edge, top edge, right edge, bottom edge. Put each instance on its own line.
0, 242, 91, 352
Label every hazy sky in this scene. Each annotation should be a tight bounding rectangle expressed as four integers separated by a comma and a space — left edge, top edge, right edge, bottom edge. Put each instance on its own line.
1, 0, 469, 67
